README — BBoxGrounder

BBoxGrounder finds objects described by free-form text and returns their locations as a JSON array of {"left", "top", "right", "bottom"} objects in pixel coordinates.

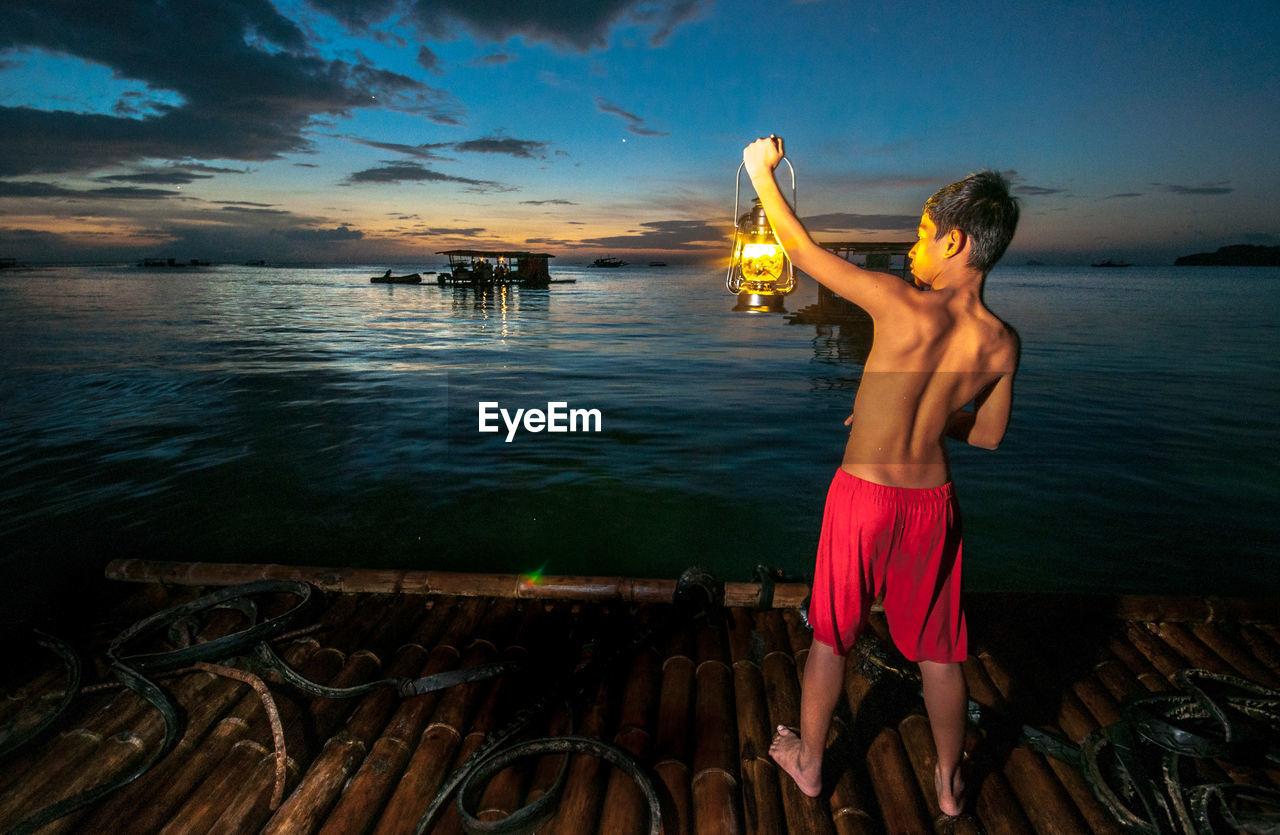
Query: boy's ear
[{"left": 944, "top": 228, "right": 966, "bottom": 259}]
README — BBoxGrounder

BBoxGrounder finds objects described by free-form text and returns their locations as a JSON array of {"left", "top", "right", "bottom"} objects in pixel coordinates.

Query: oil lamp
[{"left": 726, "top": 157, "right": 795, "bottom": 312}]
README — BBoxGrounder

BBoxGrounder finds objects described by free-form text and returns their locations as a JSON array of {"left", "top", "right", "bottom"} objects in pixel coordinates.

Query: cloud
[
  {"left": 467, "top": 53, "right": 516, "bottom": 67},
  {"left": 400, "top": 0, "right": 707, "bottom": 52},
  {"left": 347, "top": 138, "right": 454, "bottom": 160},
  {"left": 1162, "top": 183, "right": 1234, "bottom": 196},
  {"left": 401, "top": 227, "right": 487, "bottom": 237},
  {"left": 303, "top": 0, "right": 403, "bottom": 31},
  {"left": 342, "top": 161, "right": 509, "bottom": 191},
  {"left": 521, "top": 199, "right": 577, "bottom": 205},
  {"left": 0, "top": 180, "right": 180, "bottom": 199},
  {"left": 279, "top": 225, "right": 364, "bottom": 241},
  {"left": 305, "top": 0, "right": 707, "bottom": 51},
  {"left": 219, "top": 205, "right": 291, "bottom": 215},
  {"left": 1014, "top": 185, "right": 1066, "bottom": 196},
  {"left": 95, "top": 167, "right": 224, "bottom": 185},
  {"left": 92, "top": 186, "right": 186, "bottom": 199},
  {"left": 595, "top": 98, "right": 667, "bottom": 136},
  {"left": 453, "top": 137, "right": 548, "bottom": 159},
  {"left": 417, "top": 46, "right": 444, "bottom": 75},
  {"left": 1106, "top": 192, "right": 1144, "bottom": 199},
  {"left": 0, "top": 1, "right": 463, "bottom": 177},
  {"left": 800, "top": 213, "right": 920, "bottom": 233},
  {"left": 579, "top": 219, "right": 723, "bottom": 250},
  {"left": 348, "top": 134, "right": 551, "bottom": 160}
]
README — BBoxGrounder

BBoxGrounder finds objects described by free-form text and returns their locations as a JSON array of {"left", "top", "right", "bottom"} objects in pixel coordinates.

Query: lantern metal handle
[{"left": 727, "top": 157, "right": 796, "bottom": 294}]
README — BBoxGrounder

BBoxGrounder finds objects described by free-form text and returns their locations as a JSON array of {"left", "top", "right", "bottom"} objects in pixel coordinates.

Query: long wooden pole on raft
[
  {"left": 103, "top": 559, "right": 813, "bottom": 609},
  {"left": 103, "top": 560, "right": 1280, "bottom": 623}
]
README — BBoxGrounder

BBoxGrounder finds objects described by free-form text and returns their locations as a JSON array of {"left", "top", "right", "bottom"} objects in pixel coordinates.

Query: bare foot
[
  {"left": 769, "top": 726, "right": 822, "bottom": 797},
  {"left": 934, "top": 758, "right": 967, "bottom": 817}
]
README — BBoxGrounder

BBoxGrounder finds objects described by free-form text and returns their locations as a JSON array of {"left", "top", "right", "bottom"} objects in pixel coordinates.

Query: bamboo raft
[{"left": 2, "top": 559, "right": 1279, "bottom": 833}]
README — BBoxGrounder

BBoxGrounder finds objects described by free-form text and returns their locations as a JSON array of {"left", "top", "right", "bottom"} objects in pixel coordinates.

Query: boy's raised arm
[{"left": 743, "top": 136, "right": 913, "bottom": 319}]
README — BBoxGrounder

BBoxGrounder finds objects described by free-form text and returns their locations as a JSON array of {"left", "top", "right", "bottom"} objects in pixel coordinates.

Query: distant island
[{"left": 1174, "top": 244, "right": 1280, "bottom": 266}]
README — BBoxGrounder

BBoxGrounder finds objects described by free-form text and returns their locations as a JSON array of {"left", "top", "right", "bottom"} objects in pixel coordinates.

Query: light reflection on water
[{"left": 1, "top": 263, "right": 1278, "bottom": 615}]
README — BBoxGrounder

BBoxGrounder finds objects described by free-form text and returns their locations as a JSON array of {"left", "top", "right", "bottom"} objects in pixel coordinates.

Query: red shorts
[{"left": 809, "top": 469, "right": 967, "bottom": 663}]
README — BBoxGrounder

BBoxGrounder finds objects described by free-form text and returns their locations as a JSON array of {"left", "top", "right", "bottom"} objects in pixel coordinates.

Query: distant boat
[
  {"left": 648, "top": 261, "right": 667, "bottom": 267},
  {"left": 371, "top": 271, "right": 423, "bottom": 284},
  {"left": 1092, "top": 259, "right": 1132, "bottom": 268},
  {"left": 592, "top": 257, "right": 626, "bottom": 268},
  {"left": 137, "top": 257, "right": 210, "bottom": 267}
]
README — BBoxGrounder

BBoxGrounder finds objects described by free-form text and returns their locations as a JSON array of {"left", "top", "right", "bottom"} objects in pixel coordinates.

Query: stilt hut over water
[
  {"left": 1, "top": 559, "right": 1278, "bottom": 833},
  {"left": 437, "top": 250, "right": 556, "bottom": 287}
]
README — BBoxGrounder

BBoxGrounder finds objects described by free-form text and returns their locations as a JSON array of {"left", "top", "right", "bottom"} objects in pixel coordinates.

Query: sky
[{"left": 1, "top": 0, "right": 1277, "bottom": 266}]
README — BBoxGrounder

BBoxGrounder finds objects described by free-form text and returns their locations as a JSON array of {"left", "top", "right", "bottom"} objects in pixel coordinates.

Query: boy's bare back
[
  {"left": 743, "top": 135, "right": 1018, "bottom": 487},
  {"left": 843, "top": 286, "right": 1017, "bottom": 487}
]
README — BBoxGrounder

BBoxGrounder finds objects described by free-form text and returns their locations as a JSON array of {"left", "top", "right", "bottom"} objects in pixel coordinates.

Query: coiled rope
[
  {"left": 3, "top": 579, "right": 516, "bottom": 833},
  {"left": 3, "top": 568, "right": 725, "bottom": 833},
  {"left": 852, "top": 632, "right": 1280, "bottom": 833}
]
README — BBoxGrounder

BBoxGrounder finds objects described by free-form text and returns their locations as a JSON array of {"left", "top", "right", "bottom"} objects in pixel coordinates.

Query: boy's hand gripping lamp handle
[{"left": 727, "top": 157, "right": 796, "bottom": 294}]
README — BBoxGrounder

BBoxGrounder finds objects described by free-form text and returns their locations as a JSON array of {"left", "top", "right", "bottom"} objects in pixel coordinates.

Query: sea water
[{"left": 1, "top": 262, "right": 1277, "bottom": 612}]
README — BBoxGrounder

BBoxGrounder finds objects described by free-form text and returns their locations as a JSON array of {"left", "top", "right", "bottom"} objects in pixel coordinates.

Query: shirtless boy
[{"left": 743, "top": 135, "right": 1019, "bottom": 816}]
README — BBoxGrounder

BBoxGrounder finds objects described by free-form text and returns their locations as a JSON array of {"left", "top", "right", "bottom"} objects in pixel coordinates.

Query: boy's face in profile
[{"left": 908, "top": 213, "right": 948, "bottom": 288}]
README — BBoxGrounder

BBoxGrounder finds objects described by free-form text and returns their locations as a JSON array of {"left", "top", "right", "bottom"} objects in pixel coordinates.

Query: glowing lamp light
[{"left": 726, "top": 158, "right": 796, "bottom": 312}]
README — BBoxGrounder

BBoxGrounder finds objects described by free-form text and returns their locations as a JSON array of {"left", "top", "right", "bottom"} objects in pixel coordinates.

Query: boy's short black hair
[{"left": 924, "top": 171, "right": 1020, "bottom": 273}]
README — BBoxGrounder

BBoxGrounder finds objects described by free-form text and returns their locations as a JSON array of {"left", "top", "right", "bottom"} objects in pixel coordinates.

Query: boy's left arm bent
[{"left": 946, "top": 372, "right": 1015, "bottom": 450}]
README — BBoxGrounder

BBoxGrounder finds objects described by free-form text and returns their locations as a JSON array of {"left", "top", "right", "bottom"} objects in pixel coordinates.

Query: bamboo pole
[
  {"left": 542, "top": 677, "right": 614, "bottom": 835},
  {"left": 1091, "top": 649, "right": 1143, "bottom": 701},
  {"left": 0, "top": 686, "right": 151, "bottom": 826},
  {"left": 650, "top": 652, "right": 694, "bottom": 834},
  {"left": 1123, "top": 622, "right": 1186, "bottom": 683},
  {"left": 370, "top": 604, "right": 516, "bottom": 835},
  {"left": 263, "top": 599, "right": 458, "bottom": 835},
  {"left": 1070, "top": 674, "right": 1122, "bottom": 731},
  {"left": 162, "top": 639, "right": 329, "bottom": 835},
  {"left": 728, "top": 610, "right": 783, "bottom": 835},
  {"left": 692, "top": 614, "right": 738, "bottom": 754},
  {"left": 1152, "top": 621, "right": 1233, "bottom": 675},
  {"left": 827, "top": 671, "right": 879, "bottom": 835},
  {"left": 895, "top": 712, "right": 982, "bottom": 834},
  {"left": 738, "top": 757, "right": 786, "bottom": 835},
  {"left": 693, "top": 660, "right": 738, "bottom": 776},
  {"left": 521, "top": 707, "right": 572, "bottom": 808},
  {"left": 866, "top": 727, "right": 931, "bottom": 833},
  {"left": 693, "top": 657, "right": 742, "bottom": 834},
  {"left": 964, "top": 646, "right": 1117, "bottom": 832},
  {"left": 463, "top": 609, "right": 550, "bottom": 827},
  {"left": 1107, "top": 633, "right": 1171, "bottom": 693},
  {"left": 317, "top": 598, "right": 489, "bottom": 835},
  {"left": 598, "top": 726, "right": 661, "bottom": 835},
  {"left": 756, "top": 610, "right": 834, "bottom": 834},
  {"left": 204, "top": 749, "right": 302, "bottom": 835},
  {"left": 1240, "top": 625, "right": 1280, "bottom": 673},
  {"left": 972, "top": 651, "right": 1094, "bottom": 833},
  {"left": 1189, "top": 621, "right": 1280, "bottom": 687},
  {"left": 77, "top": 664, "right": 250, "bottom": 831},
  {"left": 654, "top": 654, "right": 694, "bottom": 765},
  {"left": 104, "top": 558, "right": 813, "bottom": 608},
  {"left": 461, "top": 646, "right": 537, "bottom": 828},
  {"left": 958, "top": 659, "right": 1036, "bottom": 834}
]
